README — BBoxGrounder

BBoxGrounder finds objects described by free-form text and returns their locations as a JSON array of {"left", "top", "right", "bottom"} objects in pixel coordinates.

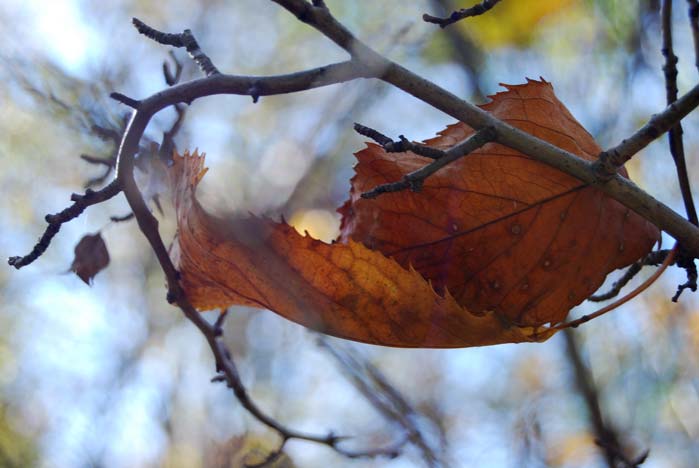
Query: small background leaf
[{"left": 70, "top": 232, "right": 110, "bottom": 285}]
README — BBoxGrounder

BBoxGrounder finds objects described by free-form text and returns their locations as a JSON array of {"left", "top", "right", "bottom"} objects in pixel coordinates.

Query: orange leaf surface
[
  {"left": 340, "top": 79, "right": 659, "bottom": 327},
  {"left": 169, "top": 79, "right": 659, "bottom": 348}
]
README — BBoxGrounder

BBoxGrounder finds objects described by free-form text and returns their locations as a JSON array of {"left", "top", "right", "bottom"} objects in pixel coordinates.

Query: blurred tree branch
[{"left": 564, "top": 330, "right": 649, "bottom": 468}]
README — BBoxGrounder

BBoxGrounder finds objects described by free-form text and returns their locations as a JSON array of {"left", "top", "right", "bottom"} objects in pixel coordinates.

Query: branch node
[
  {"left": 248, "top": 83, "right": 261, "bottom": 103},
  {"left": 211, "top": 374, "right": 227, "bottom": 383},
  {"left": 591, "top": 150, "right": 621, "bottom": 182},
  {"left": 214, "top": 309, "right": 228, "bottom": 335}
]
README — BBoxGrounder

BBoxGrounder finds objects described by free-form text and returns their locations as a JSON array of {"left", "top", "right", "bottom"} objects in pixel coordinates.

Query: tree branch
[
  {"left": 132, "top": 18, "right": 220, "bottom": 76},
  {"left": 357, "top": 125, "right": 496, "bottom": 198},
  {"left": 556, "top": 246, "right": 676, "bottom": 330},
  {"left": 8, "top": 180, "right": 122, "bottom": 269},
  {"left": 272, "top": 0, "right": 699, "bottom": 257},
  {"left": 662, "top": 0, "right": 698, "bottom": 224},
  {"left": 688, "top": 0, "right": 699, "bottom": 73},
  {"left": 588, "top": 249, "right": 673, "bottom": 302},
  {"left": 354, "top": 123, "right": 447, "bottom": 159},
  {"left": 563, "top": 330, "right": 648, "bottom": 468}
]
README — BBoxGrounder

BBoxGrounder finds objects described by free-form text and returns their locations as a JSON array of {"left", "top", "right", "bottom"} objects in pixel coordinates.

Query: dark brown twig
[
  {"left": 672, "top": 252, "right": 698, "bottom": 301},
  {"left": 361, "top": 126, "right": 495, "bottom": 198},
  {"left": 163, "top": 51, "right": 183, "bottom": 86},
  {"left": 588, "top": 249, "right": 673, "bottom": 302},
  {"left": 90, "top": 124, "right": 121, "bottom": 143},
  {"left": 423, "top": 0, "right": 502, "bottom": 28},
  {"left": 132, "top": 18, "right": 220, "bottom": 77},
  {"left": 8, "top": 180, "right": 122, "bottom": 269},
  {"left": 688, "top": 0, "right": 699, "bottom": 73},
  {"left": 110, "top": 212, "right": 135, "bottom": 223},
  {"left": 661, "top": 0, "right": 699, "bottom": 299},
  {"left": 81, "top": 155, "right": 117, "bottom": 188},
  {"left": 109, "top": 92, "right": 140, "bottom": 109},
  {"left": 80, "top": 154, "right": 115, "bottom": 167},
  {"left": 354, "top": 123, "right": 446, "bottom": 159},
  {"left": 556, "top": 246, "right": 676, "bottom": 330},
  {"left": 662, "top": 0, "right": 698, "bottom": 225}
]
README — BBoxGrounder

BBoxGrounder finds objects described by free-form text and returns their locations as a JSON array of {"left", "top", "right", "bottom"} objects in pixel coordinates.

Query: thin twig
[
  {"left": 90, "top": 124, "right": 121, "bottom": 143},
  {"left": 361, "top": 126, "right": 495, "bottom": 198},
  {"left": 163, "top": 51, "right": 183, "bottom": 86},
  {"left": 588, "top": 249, "right": 673, "bottom": 302},
  {"left": 354, "top": 123, "right": 446, "bottom": 159},
  {"left": 109, "top": 92, "right": 140, "bottom": 109},
  {"left": 80, "top": 154, "right": 115, "bottom": 167},
  {"left": 110, "top": 212, "right": 134, "bottom": 223},
  {"left": 688, "top": 0, "right": 699, "bottom": 73},
  {"left": 8, "top": 180, "right": 122, "bottom": 269},
  {"left": 672, "top": 251, "right": 698, "bottom": 301},
  {"left": 660, "top": 0, "right": 699, "bottom": 299},
  {"left": 662, "top": 0, "right": 698, "bottom": 225},
  {"left": 555, "top": 245, "right": 676, "bottom": 330},
  {"left": 132, "top": 18, "right": 220, "bottom": 76},
  {"left": 423, "top": 0, "right": 502, "bottom": 28}
]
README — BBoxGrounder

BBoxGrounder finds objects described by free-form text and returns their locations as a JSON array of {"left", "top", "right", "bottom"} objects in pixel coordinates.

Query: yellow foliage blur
[{"left": 459, "top": 0, "right": 578, "bottom": 47}]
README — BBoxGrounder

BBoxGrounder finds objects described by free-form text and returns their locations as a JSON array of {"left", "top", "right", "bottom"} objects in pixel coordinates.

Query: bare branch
[
  {"left": 662, "top": 0, "right": 698, "bottom": 224},
  {"left": 354, "top": 123, "right": 446, "bottom": 159},
  {"left": 132, "top": 18, "right": 220, "bottom": 76},
  {"left": 109, "top": 212, "right": 134, "bottom": 223},
  {"left": 423, "top": 0, "right": 502, "bottom": 28},
  {"left": 672, "top": 252, "right": 698, "bottom": 301},
  {"left": 688, "top": 0, "right": 699, "bottom": 73},
  {"left": 361, "top": 126, "right": 496, "bottom": 198},
  {"left": 109, "top": 92, "right": 140, "bottom": 109},
  {"left": 272, "top": 0, "right": 699, "bottom": 257},
  {"left": 8, "top": 181, "right": 122, "bottom": 269},
  {"left": 163, "top": 51, "right": 183, "bottom": 86},
  {"left": 556, "top": 246, "right": 676, "bottom": 330},
  {"left": 588, "top": 249, "right": 673, "bottom": 302},
  {"left": 110, "top": 37, "right": 410, "bottom": 459}
]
